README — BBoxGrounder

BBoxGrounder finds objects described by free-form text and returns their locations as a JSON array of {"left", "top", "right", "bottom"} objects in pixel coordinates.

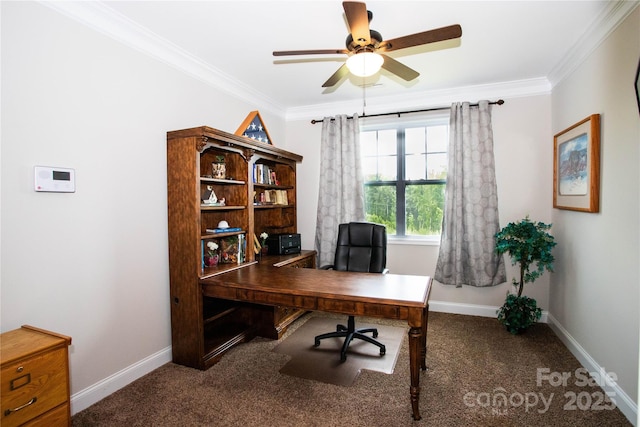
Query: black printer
[{"left": 266, "top": 233, "right": 301, "bottom": 255}]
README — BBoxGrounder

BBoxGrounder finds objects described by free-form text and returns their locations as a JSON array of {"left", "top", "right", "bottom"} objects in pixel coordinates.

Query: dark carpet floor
[{"left": 72, "top": 311, "right": 631, "bottom": 426}]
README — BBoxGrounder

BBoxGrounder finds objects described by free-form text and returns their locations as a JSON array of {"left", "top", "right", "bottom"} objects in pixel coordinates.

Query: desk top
[{"left": 200, "top": 263, "right": 431, "bottom": 308}]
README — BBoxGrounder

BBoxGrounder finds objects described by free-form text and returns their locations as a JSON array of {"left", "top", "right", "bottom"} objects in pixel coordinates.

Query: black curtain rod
[{"left": 310, "top": 99, "right": 505, "bottom": 124}]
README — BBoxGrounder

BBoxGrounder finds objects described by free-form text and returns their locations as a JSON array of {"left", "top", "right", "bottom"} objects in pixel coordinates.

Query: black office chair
[{"left": 314, "top": 222, "right": 388, "bottom": 362}]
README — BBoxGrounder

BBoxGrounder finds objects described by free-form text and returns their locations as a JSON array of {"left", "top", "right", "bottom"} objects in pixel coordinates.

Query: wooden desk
[{"left": 200, "top": 263, "right": 432, "bottom": 421}]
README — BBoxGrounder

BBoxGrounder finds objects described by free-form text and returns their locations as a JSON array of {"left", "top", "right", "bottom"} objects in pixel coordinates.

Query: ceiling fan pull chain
[{"left": 362, "top": 76, "right": 367, "bottom": 116}]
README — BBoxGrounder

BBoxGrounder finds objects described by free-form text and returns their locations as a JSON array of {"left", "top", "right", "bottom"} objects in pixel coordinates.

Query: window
[{"left": 361, "top": 115, "right": 449, "bottom": 240}]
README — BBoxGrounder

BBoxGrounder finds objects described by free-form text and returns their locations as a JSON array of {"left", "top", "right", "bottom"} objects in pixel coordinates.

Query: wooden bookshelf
[{"left": 167, "top": 126, "right": 305, "bottom": 369}]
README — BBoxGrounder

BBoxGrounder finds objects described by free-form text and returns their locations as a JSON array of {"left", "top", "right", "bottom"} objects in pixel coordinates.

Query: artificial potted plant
[{"left": 495, "top": 216, "right": 556, "bottom": 334}]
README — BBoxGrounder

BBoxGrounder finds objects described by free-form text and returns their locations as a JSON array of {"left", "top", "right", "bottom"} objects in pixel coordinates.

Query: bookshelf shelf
[
  {"left": 254, "top": 204, "right": 293, "bottom": 209},
  {"left": 200, "top": 205, "right": 245, "bottom": 211},
  {"left": 254, "top": 183, "right": 294, "bottom": 190},
  {"left": 200, "top": 177, "right": 245, "bottom": 185}
]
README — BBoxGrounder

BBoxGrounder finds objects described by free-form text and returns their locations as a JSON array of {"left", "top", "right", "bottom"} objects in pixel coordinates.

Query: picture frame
[
  {"left": 635, "top": 56, "right": 640, "bottom": 115},
  {"left": 235, "top": 110, "right": 274, "bottom": 145},
  {"left": 219, "top": 235, "right": 239, "bottom": 264},
  {"left": 553, "top": 114, "right": 600, "bottom": 213},
  {"left": 253, "top": 234, "right": 262, "bottom": 255}
]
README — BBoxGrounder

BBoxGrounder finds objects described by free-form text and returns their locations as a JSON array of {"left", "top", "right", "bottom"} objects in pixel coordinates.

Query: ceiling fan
[{"left": 273, "top": 1, "right": 462, "bottom": 88}]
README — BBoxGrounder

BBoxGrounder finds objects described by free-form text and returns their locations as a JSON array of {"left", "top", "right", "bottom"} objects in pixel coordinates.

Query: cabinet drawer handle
[{"left": 4, "top": 397, "right": 37, "bottom": 416}]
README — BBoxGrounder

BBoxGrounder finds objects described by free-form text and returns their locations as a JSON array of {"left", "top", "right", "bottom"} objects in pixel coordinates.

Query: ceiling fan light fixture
[{"left": 346, "top": 51, "right": 383, "bottom": 77}]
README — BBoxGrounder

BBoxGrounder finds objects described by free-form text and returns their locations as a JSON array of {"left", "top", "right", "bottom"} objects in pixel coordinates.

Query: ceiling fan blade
[
  {"left": 380, "top": 54, "right": 419, "bottom": 81},
  {"left": 322, "top": 64, "right": 350, "bottom": 87},
  {"left": 380, "top": 24, "right": 462, "bottom": 52},
  {"left": 343, "top": 1, "right": 370, "bottom": 46},
  {"left": 273, "top": 49, "right": 349, "bottom": 56}
]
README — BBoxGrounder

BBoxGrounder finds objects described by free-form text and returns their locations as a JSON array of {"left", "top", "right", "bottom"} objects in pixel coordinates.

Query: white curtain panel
[
  {"left": 435, "top": 101, "right": 506, "bottom": 287},
  {"left": 314, "top": 114, "right": 365, "bottom": 267}
]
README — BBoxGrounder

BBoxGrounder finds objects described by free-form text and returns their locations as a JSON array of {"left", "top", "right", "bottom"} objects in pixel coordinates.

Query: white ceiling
[{"left": 47, "top": 1, "right": 633, "bottom": 118}]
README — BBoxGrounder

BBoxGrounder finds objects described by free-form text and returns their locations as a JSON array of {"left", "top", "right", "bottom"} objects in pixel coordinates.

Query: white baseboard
[
  {"left": 70, "top": 346, "right": 172, "bottom": 415},
  {"left": 429, "top": 300, "right": 549, "bottom": 323},
  {"left": 547, "top": 314, "right": 637, "bottom": 426},
  {"left": 431, "top": 301, "right": 636, "bottom": 424},
  {"left": 70, "top": 306, "right": 636, "bottom": 427}
]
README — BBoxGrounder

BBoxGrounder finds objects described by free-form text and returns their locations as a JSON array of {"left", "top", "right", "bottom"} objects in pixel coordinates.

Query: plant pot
[
  {"left": 205, "top": 254, "right": 218, "bottom": 266},
  {"left": 497, "top": 294, "right": 542, "bottom": 334},
  {"left": 212, "top": 162, "right": 226, "bottom": 179}
]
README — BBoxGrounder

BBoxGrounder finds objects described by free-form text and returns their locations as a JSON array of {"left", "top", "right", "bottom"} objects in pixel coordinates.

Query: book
[
  {"left": 237, "top": 234, "right": 245, "bottom": 264},
  {"left": 253, "top": 163, "right": 278, "bottom": 185},
  {"left": 201, "top": 240, "right": 205, "bottom": 271},
  {"left": 205, "top": 227, "right": 242, "bottom": 234},
  {"left": 275, "top": 190, "right": 288, "bottom": 205}
]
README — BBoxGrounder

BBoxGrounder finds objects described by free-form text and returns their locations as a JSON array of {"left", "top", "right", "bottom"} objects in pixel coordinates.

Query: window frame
[{"left": 360, "top": 113, "right": 449, "bottom": 243}]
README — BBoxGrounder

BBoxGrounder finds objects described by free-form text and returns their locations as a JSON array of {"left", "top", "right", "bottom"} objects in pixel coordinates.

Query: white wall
[
  {"left": 549, "top": 5, "right": 639, "bottom": 415},
  {"left": 1, "top": 1, "right": 285, "bottom": 409},
  {"left": 287, "top": 94, "right": 553, "bottom": 312}
]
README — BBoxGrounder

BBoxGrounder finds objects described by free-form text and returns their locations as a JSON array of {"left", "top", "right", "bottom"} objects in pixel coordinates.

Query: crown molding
[
  {"left": 39, "top": 1, "right": 287, "bottom": 118},
  {"left": 547, "top": 0, "right": 639, "bottom": 87},
  {"left": 40, "top": 0, "right": 637, "bottom": 122},
  {"left": 284, "top": 77, "right": 552, "bottom": 122},
  {"left": 34, "top": 1, "right": 550, "bottom": 123}
]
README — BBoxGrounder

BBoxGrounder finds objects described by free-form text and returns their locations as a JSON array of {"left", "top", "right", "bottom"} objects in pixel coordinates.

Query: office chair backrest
[{"left": 333, "top": 222, "right": 387, "bottom": 273}]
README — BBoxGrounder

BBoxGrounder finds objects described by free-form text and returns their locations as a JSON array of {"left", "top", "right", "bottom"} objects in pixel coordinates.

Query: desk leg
[
  {"left": 421, "top": 304, "right": 428, "bottom": 371},
  {"left": 408, "top": 326, "right": 422, "bottom": 421}
]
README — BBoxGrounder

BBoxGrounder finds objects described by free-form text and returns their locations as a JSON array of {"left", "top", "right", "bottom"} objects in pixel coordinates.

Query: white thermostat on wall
[{"left": 34, "top": 166, "right": 76, "bottom": 193}]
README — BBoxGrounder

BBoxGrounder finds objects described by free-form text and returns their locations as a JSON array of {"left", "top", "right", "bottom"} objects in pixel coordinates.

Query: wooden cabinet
[
  {"left": 1, "top": 326, "right": 71, "bottom": 427},
  {"left": 167, "top": 126, "right": 308, "bottom": 370}
]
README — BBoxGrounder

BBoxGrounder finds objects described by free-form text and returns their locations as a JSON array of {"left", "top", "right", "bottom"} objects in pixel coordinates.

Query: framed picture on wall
[
  {"left": 635, "top": 57, "right": 640, "bottom": 115},
  {"left": 553, "top": 114, "right": 601, "bottom": 213}
]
